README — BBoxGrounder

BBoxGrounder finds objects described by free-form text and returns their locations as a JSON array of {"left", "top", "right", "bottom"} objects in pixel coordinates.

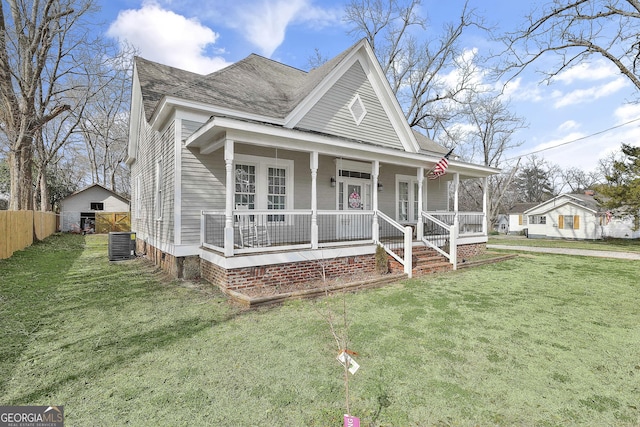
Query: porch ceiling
[{"left": 186, "top": 116, "right": 500, "bottom": 178}]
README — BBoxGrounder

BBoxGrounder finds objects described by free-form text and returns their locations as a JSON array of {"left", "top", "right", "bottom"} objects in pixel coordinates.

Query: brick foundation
[
  {"left": 457, "top": 242, "right": 486, "bottom": 259},
  {"left": 135, "top": 239, "right": 199, "bottom": 279},
  {"left": 201, "top": 254, "right": 377, "bottom": 292}
]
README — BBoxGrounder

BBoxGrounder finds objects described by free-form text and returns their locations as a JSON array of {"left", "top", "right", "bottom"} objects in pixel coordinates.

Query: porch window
[
  {"left": 398, "top": 181, "right": 409, "bottom": 221},
  {"left": 234, "top": 154, "right": 294, "bottom": 223},
  {"left": 234, "top": 164, "right": 256, "bottom": 209},
  {"left": 396, "top": 175, "right": 421, "bottom": 222},
  {"left": 268, "top": 167, "right": 286, "bottom": 222}
]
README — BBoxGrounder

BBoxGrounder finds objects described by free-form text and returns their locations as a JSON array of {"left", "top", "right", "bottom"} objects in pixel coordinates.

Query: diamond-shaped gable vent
[{"left": 349, "top": 94, "right": 367, "bottom": 125}]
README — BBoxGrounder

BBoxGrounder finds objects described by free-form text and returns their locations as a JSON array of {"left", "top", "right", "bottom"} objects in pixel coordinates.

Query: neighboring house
[
  {"left": 494, "top": 214, "right": 509, "bottom": 234},
  {"left": 524, "top": 193, "right": 604, "bottom": 240},
  {"left": 126, "top": 39, "right": 499, "bottom": 291},
  {"left": 507, "top": 203, "right": 538, "bottom": 235},
  {"left": 61, "top": 184, "right": 130, "bottom": 233}
]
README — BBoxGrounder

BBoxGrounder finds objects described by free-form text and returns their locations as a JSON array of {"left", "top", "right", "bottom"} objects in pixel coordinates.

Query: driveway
[{"left": 487, "top": 244, "right": 640, "bottom": 260}]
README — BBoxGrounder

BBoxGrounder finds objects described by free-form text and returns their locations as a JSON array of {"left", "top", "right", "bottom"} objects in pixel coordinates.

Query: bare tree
[
  {"left": 77, "top": 52, "right": 132, "bottom": 195},
  {"left": 560, "top": 167, "right": 604, "bottom": 193},
  {"left": 344, "top": 0, "right": 488, "bottom": 140},
  {"left": 455, "top": 94, "right": 526, "bottom": 228},
  {"left": 0, "top": 0, "right": 96, "bottom": 210},
  {"left": 499, "top": 0, "right": 640, "bottom": 91}
]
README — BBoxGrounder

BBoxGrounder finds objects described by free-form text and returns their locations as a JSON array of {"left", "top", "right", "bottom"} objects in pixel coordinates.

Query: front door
[{"left": 337, "top": 179, "right": 371, "bottom": 239}]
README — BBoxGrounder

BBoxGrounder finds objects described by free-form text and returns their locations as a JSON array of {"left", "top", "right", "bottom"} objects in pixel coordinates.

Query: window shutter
[
  {"left": 558, "top": 215, "right": 564, "bottom": 229},
  {"left": 518, "top": 215, "right": 523, "bottom": 225},
  {"left": 574, "top": 215, "right": 580, "bottom": 229}
]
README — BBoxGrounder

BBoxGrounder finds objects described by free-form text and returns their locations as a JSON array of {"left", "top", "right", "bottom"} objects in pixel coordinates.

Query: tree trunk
[
  {"left": 40, "top": 172, "right": 50, "bottom": 212},
  {"left": 8, "top": 137, "right": 34, "bottom": 210}
]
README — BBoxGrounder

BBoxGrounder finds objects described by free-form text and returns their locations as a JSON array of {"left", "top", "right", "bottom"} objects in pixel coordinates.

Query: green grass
[
  {"left": 489, "top": 235, "right": 640, "bottom": 253},
  {"left": 1, "top": 234, "right": 639, "bottom": 426}
]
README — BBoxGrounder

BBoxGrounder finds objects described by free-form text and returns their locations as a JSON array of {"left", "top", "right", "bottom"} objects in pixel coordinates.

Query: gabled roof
[
  {"left": 508, "top": 203, "right": 538, "bottom": 214},
  {"left": 62, "top": 184, "right": 130, "bottom": 204},
  {"left": 413, "top": 130, "right": 449, "bottom": 155},
  {"left": 524, "top": 193, "right": 601, "bottom": 215},
  {"left": 135, "top": 54, "right": 307, "bottom": 122},
  {"left": 134, "top": 39, "right": 422, "bottom": 153}
]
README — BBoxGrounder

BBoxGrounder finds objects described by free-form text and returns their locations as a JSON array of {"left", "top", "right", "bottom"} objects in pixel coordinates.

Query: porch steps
[{"left": 389, "top": 245, "right": 453, "bottom": 277}]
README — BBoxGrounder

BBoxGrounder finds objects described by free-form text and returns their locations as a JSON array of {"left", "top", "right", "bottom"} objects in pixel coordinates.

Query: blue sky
[{"left": 99, "top": 0, "right": 640, "bottom": 173}]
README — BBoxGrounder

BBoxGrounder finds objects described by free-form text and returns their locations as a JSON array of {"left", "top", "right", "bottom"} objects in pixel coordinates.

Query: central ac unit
[{"left": 108, "top": 231, "right": 136, "bottom": 261}]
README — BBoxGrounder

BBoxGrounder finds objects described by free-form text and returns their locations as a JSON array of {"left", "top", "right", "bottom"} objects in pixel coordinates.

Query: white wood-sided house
[
  {"left": 126, "top": 39, "right": 499, "bottom": 291},
  {"left": 61, "top": 184, "right": 130, "bottom": 233},
  {"left": 507, "top": 203, "right": 538, "bottom": 236},
  {"left": 522, "top": 192, "right": 639, "bottom": 240}
]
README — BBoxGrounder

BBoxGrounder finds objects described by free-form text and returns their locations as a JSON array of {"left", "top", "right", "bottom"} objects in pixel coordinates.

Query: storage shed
[{"left": 60, "top": 184, "right": 130, "bottom": 233}]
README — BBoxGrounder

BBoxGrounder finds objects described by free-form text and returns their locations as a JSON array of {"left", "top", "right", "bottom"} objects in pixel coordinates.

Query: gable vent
[{"left": 348, "top": 94, "right": 367, "bottom": 125}]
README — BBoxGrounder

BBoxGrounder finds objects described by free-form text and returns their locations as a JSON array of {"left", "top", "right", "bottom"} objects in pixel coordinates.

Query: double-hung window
[
  {"left": 560, "top": 215, "right": 579, "bottom": 229},
  {"left": 528, "top": 215, "right": 546, "bottom": 224}
]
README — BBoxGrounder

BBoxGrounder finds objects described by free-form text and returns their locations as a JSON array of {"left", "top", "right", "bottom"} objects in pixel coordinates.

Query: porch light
[
  {"left": 330, "top": 176, "right": 336, "bottom": 187},
  {"left": 377, "top": 182, "right": 383, "bottom": 192}
]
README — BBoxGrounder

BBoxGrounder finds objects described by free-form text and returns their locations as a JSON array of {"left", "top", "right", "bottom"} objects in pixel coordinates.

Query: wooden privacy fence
[{"left": 0, "top": 211, "right": 59, "bottom": 260}]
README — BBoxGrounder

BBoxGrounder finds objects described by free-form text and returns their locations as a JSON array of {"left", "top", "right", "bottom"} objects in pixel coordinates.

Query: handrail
[
  {"left": 376, "top": 210, "right": 405, "bottom": 233},
  {"left": 420, "top": 211, "right": 456, "bottom": 269},
  {"left": 375, "top": 210, "right": 413, "bottom": 277}
]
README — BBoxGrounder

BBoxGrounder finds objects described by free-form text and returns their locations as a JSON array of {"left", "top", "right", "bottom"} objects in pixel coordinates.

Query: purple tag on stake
[{"left": 344, "top": 414, "right": 360, "bottom": 427}]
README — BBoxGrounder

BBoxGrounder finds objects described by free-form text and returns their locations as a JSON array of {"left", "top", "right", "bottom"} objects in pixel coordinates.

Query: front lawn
[
  {"left": 489, "top": 234, "right": 640, "bottom": 253},
  {"left": 1, "top": 234, "right": 638, "bottom": 425}
]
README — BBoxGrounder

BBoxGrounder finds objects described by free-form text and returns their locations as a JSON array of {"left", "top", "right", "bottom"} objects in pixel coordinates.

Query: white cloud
[
  {"left": 229, "top": 0, "right": 341, "bottom": 57},
  {"left": 557, "top": 120, "right": 579, "bottom": 132},
  {"left": 235, "top": 0, "right": 306, "bottom": 57},
  {"left": 553, "top": 60, "right": 617, "bottom": 85},
  {"left": 613, "top": 103, "right": 640, "bottom": 124},
  {"left": 553, "top": 77, "right": 628, "bottom": 108},
  {"left": 107, "top": 1, "right": 231, "bottom": 74}
]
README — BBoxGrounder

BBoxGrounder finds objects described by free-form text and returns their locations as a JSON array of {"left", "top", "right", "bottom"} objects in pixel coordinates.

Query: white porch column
[
  {"left": 482, "top": 176, "right": 488, "bottom": 235},
  {"left": 224, "top": 139, "right": 235, "bottom": 257},
  {"left": 372, "top": 160, "right": 379, "bottom": 241},
  {"left": 310, "top": 151, "right": 319, "bottom": 249},
  {"left": 451, "top": 172, "right": 460, "bottom": 269},
  {"left": 416, "top": 167, "right": 424, "bottom": 239}
]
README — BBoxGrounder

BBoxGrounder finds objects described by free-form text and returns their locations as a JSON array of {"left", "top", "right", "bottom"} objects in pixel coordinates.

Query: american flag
[{"left": 429, "top": 149, "right": 454, "bottom": 179}]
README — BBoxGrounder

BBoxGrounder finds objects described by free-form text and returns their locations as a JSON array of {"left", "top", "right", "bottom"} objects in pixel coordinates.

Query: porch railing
[
  {"left": 201, "top": 209, "right": 485, "bottom": 272},
  {"left": 201, "top": 210, "right": 377, "bottom": 253},
  {"left": 426, "top": 211, "right": 485, "bottom": 236},
  {"left": 376, "top": 211, "right": 413, "bottom": 276},
  {"left": 420, "top": 211, "right": 456, "bottom": 268}
]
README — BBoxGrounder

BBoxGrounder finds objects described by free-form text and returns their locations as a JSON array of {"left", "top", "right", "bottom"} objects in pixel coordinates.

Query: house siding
[
  {"left": 130, "top": 116, "right": 176, "bottom": 248},
  {"left": 426, "top": 179, "right": 448, "bottom": 211},
  {"left": 527, "top": 203, "right": 600, "bottom": 239},
  {"left": 179, "top": 117, "right": 220, "bottom": 245},
  {"left": 297, "top": 62, "right": 403, "bottom": 150}
]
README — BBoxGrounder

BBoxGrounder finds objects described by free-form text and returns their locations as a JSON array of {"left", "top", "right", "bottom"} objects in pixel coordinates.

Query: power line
[{"left": 505, "top": 116, "right": 640, "bottom": 162}]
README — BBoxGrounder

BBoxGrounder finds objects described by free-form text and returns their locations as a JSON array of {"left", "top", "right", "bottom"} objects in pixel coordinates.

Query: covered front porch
[
  {"left": 200, "top": 207, "right": 488, "bottom": 278},
  {"left": 185, "top": 118, "right": 497, "bottom": 290}
]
